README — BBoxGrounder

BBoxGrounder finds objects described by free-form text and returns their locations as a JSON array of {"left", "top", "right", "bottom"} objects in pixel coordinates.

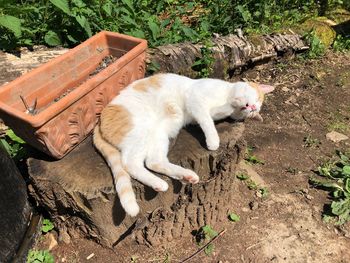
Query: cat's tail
[{"left": 93, "top": 126, "right": 140, "bottom": 217}]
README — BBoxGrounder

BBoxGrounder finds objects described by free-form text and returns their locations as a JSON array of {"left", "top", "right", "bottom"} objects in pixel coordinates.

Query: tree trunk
[{"left": 27, "top": 121, "right": 246, "bottom": 247}]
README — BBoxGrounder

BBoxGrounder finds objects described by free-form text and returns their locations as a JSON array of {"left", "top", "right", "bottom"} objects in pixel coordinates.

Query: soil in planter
[
  {"left": 27, "top": 55, "right": 119, "bottom": 115},
  {"left": 89, "top": 55, "right": 118, "bottom": 77}
]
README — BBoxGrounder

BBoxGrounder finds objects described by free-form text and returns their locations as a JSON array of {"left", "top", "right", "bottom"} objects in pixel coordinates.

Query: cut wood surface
[{"left": 28, "top": 121, "right": 246, "bottom": 247}]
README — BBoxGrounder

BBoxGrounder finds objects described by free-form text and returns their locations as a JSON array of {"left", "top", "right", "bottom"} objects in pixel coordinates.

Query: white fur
[{"left": 97, "top": 73, "right": 272, "bottom": 216}]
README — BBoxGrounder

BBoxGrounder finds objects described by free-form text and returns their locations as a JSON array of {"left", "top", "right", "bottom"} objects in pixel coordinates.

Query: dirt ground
[{"left": 36, "top": 51, "right": 350, "bottom": 263}]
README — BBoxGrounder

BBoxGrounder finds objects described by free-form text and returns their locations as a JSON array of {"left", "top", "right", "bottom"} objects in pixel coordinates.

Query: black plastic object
[{"left": 0, "top": 147, "right": 31, "bottom": 262}]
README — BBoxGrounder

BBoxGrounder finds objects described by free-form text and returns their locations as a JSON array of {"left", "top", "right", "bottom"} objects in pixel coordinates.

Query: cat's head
[{"left": 230, "top": 82, "right": 274, "bottom": 121}]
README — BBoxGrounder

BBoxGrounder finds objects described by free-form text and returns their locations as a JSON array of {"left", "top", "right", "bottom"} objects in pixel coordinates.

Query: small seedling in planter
[
  {"left": 309, "top": 150, "right": 350, "bottom": 225},
  {"left": 41, "top": 218, "right": 54, "bottom": 233},
  {"left": 228, "top": 212, "right": 240, "bottom": 222}
]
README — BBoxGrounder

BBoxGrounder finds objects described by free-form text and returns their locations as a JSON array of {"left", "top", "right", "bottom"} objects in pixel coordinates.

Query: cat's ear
[
  {"left": 248, "top": 112, "right": 263, "bottom": 122},
  {"left": 231, "top": 97, "right": 244, "bottom": 107},
  {"left": 257, "top": 84, "right": 274, "bottom": 94}
]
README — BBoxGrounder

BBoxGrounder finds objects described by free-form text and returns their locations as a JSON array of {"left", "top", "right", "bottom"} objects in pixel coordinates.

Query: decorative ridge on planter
[{"left": 0, "top": 31, "right": 147, "bottom": 159}]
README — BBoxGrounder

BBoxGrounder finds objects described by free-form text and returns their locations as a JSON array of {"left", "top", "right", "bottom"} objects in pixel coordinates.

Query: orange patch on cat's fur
[
  {"left": 119, "top": 185, "right": 132, "bottom": 196},
  {"left": 164, "top": 103, "right": 178, "bottom": 117},
  {"left": 149, "top": 163, "right": 168, "bottom": 174},
  {"left": 117, "top": 170, "right": 129, "bottom": 178},
  {"left": 133, "top": 74, "right": 162, "bottom": 92},
  {"left": 249, "top": 82, "right": 264, "bottom": 102},
  {"left": 100, "top": 105, "right": 132, "bottom": 146}
]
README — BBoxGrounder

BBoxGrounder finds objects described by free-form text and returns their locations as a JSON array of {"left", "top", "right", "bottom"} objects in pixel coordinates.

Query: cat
[{"left": 93, "top": 73, "right": 274, "bottom": 216}]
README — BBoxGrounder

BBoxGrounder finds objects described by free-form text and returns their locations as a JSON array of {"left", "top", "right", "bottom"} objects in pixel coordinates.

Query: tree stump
[{"left": 28, "top": 121, "right": 245, "bottom": 247}]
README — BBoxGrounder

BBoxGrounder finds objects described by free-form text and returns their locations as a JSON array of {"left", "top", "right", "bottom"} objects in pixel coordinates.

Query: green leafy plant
[
  {"left": 303, "top": 29, "right": 326, "bottom": 59},
  {"left": 41, "top": 219, "right": 54, "bottom": 233},
  {"left": 327, "top": 111, "right": 349, "bottom": 133},
  {"left": 236, "top": 173, "right": 249, "bottom": 180},
  {"left": 2, "top": 0, "right": 344, "bottom": 51},
  {"left": 333, "top": 35, "right": 350, "bottom": 52},
  {"left": 27, "top": 250, "right": 54, "bottom": 263},
  {"left": 286, "top": 166, "right": 298, "bottom": 175},
  {"left": 195, "top": 225, "right": 218, "bottom": 256},
  {"left": 246, "top": 178, "right": 258, "bottom": 190},
  {"left": 228, "top": 212, "right": 240, "bottom": 222},
  {"left": 0, "top": 129, "right": 26, "bottom": 160},
  {"left": 191, "top": 40, "right": 215, "bottom": 78},
  {"left": 237, "top": 173, "right": 269, "bottom": 196},
  {"left": 303, "top": 135, "right": 320, "bottom": 148},
  {"left": 245, "top": 147, "right": 265, "bottom": 165},
  {"left": 258, "top": 187, "right": 269, "bottom": 198},
  {"left": 309, "top": 150, "right": 350, "bottom": 224}
]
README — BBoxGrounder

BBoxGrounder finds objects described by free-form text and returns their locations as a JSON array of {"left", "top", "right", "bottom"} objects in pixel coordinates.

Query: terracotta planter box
[{"left": 0, "top": 31, "right": 147, "bottom": 159}]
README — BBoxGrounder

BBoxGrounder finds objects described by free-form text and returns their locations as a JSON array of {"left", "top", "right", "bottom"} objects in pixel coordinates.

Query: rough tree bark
[
  {"left": 146, "top": 33, "right": 308, "bottom": 78},
  {"left": 0, "top": 33, "right": 308, "bottom": 87},
  {"left": 28, "top": 121, "right": 245, "bottom": 247}
]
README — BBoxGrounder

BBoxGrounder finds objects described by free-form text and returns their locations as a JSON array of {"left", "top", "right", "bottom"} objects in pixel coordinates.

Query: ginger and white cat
[{"left": 93, "top": 73, "right": 274, "bottom": 216}]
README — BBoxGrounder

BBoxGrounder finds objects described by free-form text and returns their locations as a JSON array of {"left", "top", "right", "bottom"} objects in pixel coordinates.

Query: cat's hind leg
[
  {"left": 121, "top": 142, "right": 169, "bottom": 192},
  {"left": 145, "top": 131, "right": 199, "bottom": 184}
]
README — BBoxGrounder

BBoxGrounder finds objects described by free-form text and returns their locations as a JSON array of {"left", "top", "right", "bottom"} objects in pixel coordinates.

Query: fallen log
[
  {"left": 27, "top": 121, "right": 246, "bottom": 247},
  {"left": 147, "top": 33, "right": 308, "bottom": 78},
  {"left": 0, "top": 33, "right": 308, "bottom": 87}
]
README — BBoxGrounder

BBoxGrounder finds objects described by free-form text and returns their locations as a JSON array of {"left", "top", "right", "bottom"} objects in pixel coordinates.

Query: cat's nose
[{"left": 251, "top": 104, "right": 257, "bottom": 111}]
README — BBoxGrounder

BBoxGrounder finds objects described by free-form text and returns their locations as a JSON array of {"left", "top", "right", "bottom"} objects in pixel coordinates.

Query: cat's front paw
[{"left": 206, "top": 137, "right": 220, "bottom": 151}]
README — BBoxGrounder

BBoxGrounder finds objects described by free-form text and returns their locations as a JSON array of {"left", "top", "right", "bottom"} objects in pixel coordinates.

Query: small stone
[
  {"left": 249, "top": 201, "right": 259, "bottom": 210},
  {"left": 256, "top": 190, "right": 263, "bottom": 198},
  {"left": 326, "top": 131, "right": 349, "bottom": 143},
  {"left": 58, "top": 229, "right": 71, "bottom": 244},
  {"left": 48, "top": 233, "right": 58, "bottom": 251},
  {"left": 305, "top": 194, "right": 314, "bottom": 200},
  {"left": 86, "top": 253, "right": 95, "bottom": 260},
  {"left": 284, "top": 95, "right": 297, "bottom": 105},
  {"left": 281, "top": 87, "right": 290, "bottom": 92},
  {"left": 242, "top": 207, "right": 250, "bottom": 213}
]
